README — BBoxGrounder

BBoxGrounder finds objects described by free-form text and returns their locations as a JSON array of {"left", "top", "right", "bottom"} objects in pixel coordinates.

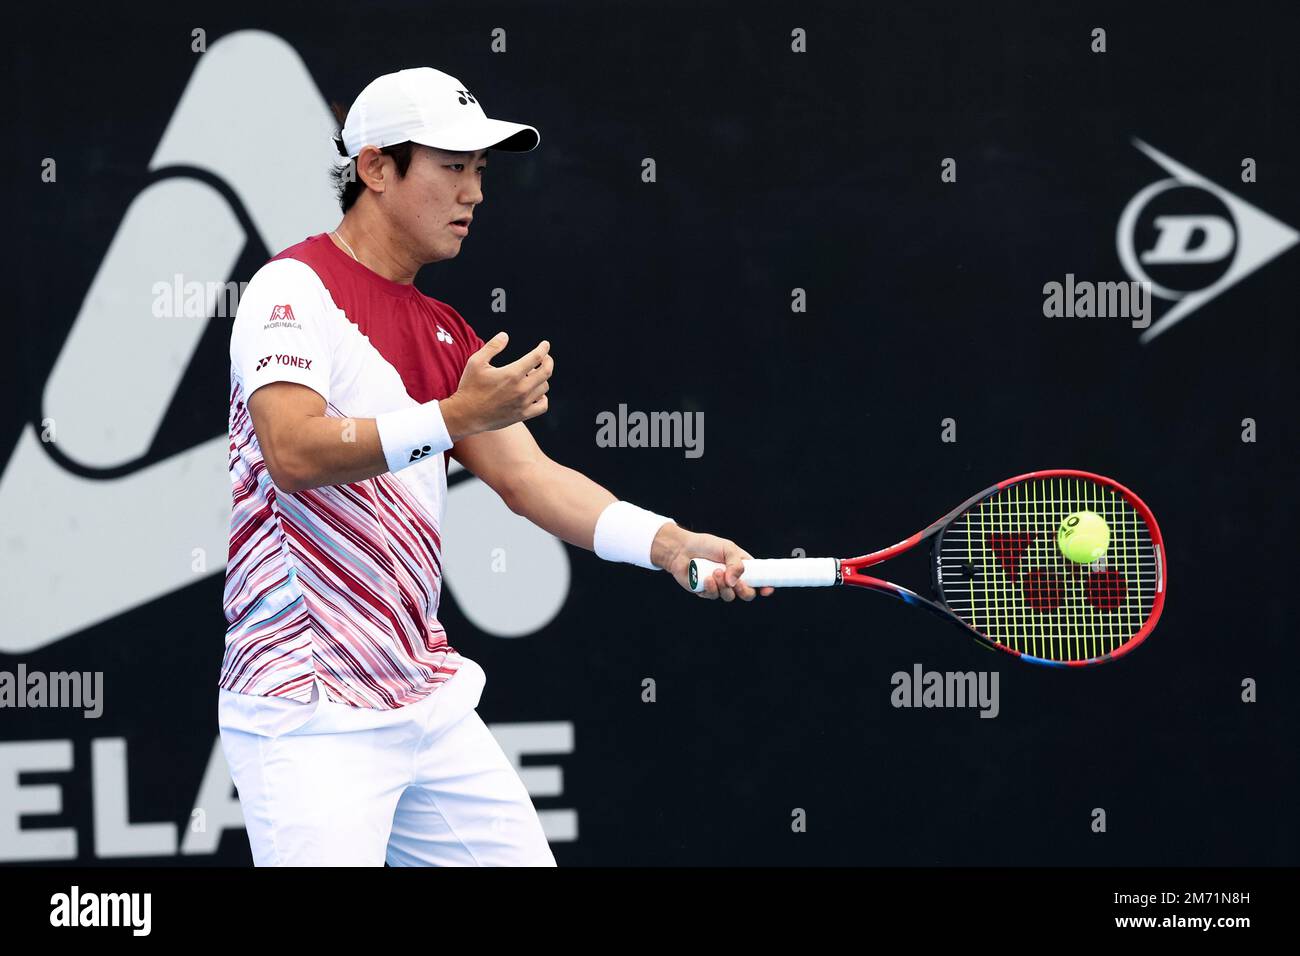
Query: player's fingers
[
  {"left": 470, "top": 331, "right": 509, "bottom": 366},
  {"left": 522, "top": 395, "right": 549, "bottom": 419},
  {"left": 528, "top": 354, "right": 554, "bottom": 379},
  {"left": 729, "top": 553, "right": 757, "bottom": 600},
  {"left": 506, "top": 340, "right": 550, "bottom": 375},
  {"left": 731, "top": 550, "right": 769, "bottom": 599},
  {"left": 524, "top": 355, "right": 553, "bottom": 386},
  {"left": 694, "top": 571, "right": 719, "bottom": 599},
  {"left": 721, "top": 542, "right": 747, "bottom": 587},
  {"left": 715, "top": 569, "right": 737, "bottom": 602},
  {"left": 735, "top": 549, "right": 757, "bottom": 589}
]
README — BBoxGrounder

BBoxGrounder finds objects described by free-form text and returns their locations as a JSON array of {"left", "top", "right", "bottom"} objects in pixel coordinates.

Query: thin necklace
[{"left": 333, "top": 229, "right": 360, "bottom": 263}]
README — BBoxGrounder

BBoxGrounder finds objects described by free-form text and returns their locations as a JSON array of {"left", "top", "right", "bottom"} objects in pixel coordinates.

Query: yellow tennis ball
[{"left": 1058, "top": 511, "right": 1110, "bottom": 563}]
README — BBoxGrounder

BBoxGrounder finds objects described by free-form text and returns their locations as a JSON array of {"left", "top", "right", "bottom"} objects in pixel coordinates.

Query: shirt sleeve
[{"left": 230, "top": 258, "right": 334, "bottom": 403}]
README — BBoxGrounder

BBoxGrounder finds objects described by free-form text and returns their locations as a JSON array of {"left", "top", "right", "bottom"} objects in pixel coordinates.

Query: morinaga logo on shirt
[
  {"left": 255, "top": 354, "right": 313, "bottom": 372},
  {"left": 264, "top": 303, "right": 301, "bottom": 330}
]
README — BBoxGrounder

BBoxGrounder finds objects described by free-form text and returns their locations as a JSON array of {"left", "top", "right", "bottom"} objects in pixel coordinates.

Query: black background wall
[{"left": 4, "top": 1, "right": 1297, "bottom": 866}]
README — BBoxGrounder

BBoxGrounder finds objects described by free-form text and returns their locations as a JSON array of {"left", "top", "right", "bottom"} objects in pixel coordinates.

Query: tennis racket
[{"left": 688, "top": 470, "right": 1166, "bottom": 667}]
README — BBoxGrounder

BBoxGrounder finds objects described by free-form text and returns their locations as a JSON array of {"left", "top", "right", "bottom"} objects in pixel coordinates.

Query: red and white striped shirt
[{"left": 220, "top": 234, "right": 486, "bottom": 709}]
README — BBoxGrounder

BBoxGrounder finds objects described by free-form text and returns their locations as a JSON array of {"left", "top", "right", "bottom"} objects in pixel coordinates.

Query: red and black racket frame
[{"left": 835, "top": 469, "right": 1167, "bottom": 667}]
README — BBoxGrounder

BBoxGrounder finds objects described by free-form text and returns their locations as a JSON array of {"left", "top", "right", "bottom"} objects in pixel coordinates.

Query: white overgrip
[{"left": 687, "top": 557, "right": 839, "bottom": 592}]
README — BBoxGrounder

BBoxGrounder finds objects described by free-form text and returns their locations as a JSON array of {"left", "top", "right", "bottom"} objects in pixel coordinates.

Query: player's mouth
[{"left": 449, "top": 218, "right": 471, "bottom": 237}]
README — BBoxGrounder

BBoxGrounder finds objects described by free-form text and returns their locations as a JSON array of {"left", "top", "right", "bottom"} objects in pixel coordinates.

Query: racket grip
[{"left": 687, "top": 557, "right": 839, "bottom": 592}]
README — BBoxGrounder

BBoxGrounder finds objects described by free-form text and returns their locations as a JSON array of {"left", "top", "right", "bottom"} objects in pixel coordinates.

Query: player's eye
[{"left": 446, "top": 163, "right": 465, "bottom": 172}]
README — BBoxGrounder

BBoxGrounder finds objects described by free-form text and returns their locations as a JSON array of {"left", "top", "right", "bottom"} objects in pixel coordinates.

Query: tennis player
[{"left": 218, "top": 67, "right": 772, "bottom": 867}]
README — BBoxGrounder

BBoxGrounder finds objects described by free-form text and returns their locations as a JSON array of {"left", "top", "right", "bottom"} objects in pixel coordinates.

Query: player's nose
[{"left": 459, "top": 180, "right": 484, "bottom": 204}]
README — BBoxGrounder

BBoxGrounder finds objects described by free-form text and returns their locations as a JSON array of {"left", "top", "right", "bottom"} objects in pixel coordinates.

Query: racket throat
[{"left": 842, "top": 565, "right": 916, "bottom": 599}]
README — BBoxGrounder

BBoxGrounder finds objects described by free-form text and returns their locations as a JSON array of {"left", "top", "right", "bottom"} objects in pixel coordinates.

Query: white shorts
[{"left": 218, "top": 657, "right": 556, "bottom": 866}]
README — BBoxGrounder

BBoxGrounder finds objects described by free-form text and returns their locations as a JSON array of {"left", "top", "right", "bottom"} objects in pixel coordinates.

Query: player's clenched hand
[
  {"left": 440, "top": 332, "right": 553, "bottom": 439},
  {"left": 652, "top": 525, "right": 775, "bottom": 602}
]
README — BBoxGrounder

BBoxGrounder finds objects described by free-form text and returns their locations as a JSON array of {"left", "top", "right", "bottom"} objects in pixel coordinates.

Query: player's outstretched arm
[{"left": 451, "top": 423, "right": 773, "bottom": 602}]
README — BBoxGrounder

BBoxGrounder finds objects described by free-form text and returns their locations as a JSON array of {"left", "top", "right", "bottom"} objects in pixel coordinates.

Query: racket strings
[{"left": 937, "top": 478, "right": 1157, "bottom": 662}]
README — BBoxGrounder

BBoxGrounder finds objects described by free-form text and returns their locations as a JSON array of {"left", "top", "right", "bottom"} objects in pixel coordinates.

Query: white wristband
[
  {"left": 375, "top": 400, "right": 453, "bottom": 474},
  {"left": 593, "top": 501, "right": 675, "bottom": 570}
]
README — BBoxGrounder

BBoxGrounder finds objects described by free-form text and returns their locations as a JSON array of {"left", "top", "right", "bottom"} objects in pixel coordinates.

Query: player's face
[{"left": 389, "top": 145, "right": 487, "bottom": 264}]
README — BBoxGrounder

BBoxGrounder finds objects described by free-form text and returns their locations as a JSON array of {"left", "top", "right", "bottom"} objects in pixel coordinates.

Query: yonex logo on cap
[{"left": 340, "top": 67, "right": 539, "bottom": 158}]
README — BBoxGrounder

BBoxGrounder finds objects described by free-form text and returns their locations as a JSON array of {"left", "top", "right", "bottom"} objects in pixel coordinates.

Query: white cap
[{"left": 340, "top": 67, "right": 539, "bottom": 158}]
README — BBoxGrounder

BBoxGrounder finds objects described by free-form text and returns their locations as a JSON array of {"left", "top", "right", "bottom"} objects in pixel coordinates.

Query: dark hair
[{"left": 329, "top": 100, "right": 415, "bottom": 213}]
